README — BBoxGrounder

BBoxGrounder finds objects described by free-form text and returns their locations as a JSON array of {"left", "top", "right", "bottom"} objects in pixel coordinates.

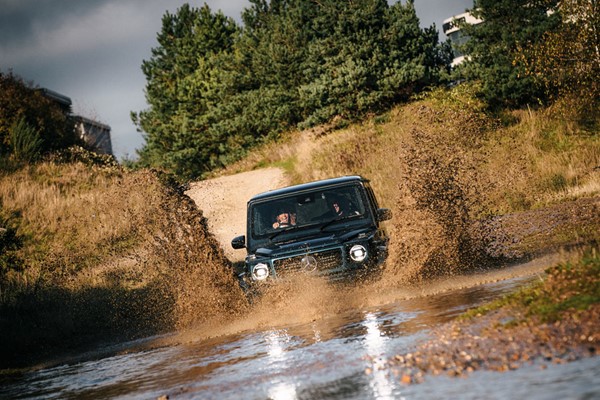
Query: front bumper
[{"left": 244, "top": 239, "right": 387, "bottom": 285}]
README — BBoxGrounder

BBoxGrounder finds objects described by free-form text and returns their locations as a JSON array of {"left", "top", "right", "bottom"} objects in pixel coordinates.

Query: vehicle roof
[{"left": 249, "top": 175, "right": 368, "bottom": 202}]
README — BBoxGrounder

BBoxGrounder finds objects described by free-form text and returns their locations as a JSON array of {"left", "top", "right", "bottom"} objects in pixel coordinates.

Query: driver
[
  {"left": 330, "top": 200, "right": 344, "bottom": 217},
  {"left": 272, "top": 209, "right": 296, "bottom": 229}
]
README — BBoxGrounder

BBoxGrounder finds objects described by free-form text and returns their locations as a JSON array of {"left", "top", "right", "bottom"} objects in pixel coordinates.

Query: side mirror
[
  {"left": 376, "top": 208, "right": 392, "bottom": 222},
  {"left": 231, "top": 235, "right": 246, "bottom": 249}
]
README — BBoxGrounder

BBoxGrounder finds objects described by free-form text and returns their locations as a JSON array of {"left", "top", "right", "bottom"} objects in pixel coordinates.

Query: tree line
[
  {"left": 132, "top": 0, "right": 453, "bottom": 178},
  {"left": 135, "top": 0, "right": 598, "bottom": 179},
  {"left": 1, "top": 0, "right": 596, "bottom": 177}
]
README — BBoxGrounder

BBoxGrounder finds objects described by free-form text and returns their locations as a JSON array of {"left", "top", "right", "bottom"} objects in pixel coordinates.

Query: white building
[
  {"left": 442, "top": 12, "right": 484, "bottom": 67},
  {"left": 72, "top": 115, "right": 113, "bottom": 155},
  {"left": 40, "top": 88, "right": 113, "bottom": 156}
]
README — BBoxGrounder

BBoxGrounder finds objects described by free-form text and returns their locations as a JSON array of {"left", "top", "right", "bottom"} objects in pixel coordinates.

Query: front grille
[{"left": 273, "top": 249, "right": 343, "bottom": 277}]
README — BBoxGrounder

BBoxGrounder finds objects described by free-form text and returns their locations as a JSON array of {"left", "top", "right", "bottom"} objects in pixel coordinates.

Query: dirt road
[{"left": 185, "top": 167, "right": 290, "bottom": 262}]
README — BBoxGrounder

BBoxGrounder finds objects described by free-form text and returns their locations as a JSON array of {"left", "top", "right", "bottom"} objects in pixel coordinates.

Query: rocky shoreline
[
  {"left": 368, "top": 304, "right": 599, "bottom": 384},
  {"left": 367, "top": 197, "right": 600, "bottom": 384}
]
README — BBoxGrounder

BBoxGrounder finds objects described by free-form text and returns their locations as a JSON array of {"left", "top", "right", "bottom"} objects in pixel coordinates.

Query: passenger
[{"left": 328, "top": 195, "right": 358, "bottom": 218}]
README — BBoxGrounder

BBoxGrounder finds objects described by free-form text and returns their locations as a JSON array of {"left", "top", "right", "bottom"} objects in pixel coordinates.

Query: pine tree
[
  {"left": 460, "top": 0, "right": 560, "bottom": 108},
  {"left": 133, "top": 4, "right": 239, "bottom": 177},
  {"left": 133, "top": 0, "right": 451, "bottom": 178}
]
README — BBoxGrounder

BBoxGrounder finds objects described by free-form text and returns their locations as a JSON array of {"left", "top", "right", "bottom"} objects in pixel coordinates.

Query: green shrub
[{"left": 9, "top": 117, "right": 43, "bottom": 162}]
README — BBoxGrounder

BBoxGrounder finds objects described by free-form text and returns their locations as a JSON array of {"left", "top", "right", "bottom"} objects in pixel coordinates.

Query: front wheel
[{"left": 237, "top": 273, "right": 261, "bottom": 304}]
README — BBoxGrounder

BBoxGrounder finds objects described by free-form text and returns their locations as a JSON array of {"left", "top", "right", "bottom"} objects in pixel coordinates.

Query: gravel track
[{"left": 185, "top": 167, "right": 290, "bottom": 262}]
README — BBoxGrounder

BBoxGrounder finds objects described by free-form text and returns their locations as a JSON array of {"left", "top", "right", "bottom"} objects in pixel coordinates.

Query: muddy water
[{"left": 2, "top": 258, "right": 599, "bottom": 400}]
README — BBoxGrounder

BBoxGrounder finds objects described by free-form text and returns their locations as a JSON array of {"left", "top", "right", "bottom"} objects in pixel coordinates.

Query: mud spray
[
  {"left": 160, "top": 125, "right": 534, "bottom": 346},
  {"left": 381, "top": 127, "right": 493, "bottom": 285}
]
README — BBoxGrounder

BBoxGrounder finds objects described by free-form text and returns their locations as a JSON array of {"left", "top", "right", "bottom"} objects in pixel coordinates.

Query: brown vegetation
[
  {"left": 218, "top": 85, "right": 600, "bottom": 283},
  {"left": 1, "top": 86, "right": 598, "bottom": 371},
  {"left": 0, "top": 149, "right": 245, "bottom": 369}
]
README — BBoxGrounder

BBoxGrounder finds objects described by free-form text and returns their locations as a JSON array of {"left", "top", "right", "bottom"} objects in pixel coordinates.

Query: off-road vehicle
[{"left": 231, "top": 176, "right": 391, "bottom": 292}]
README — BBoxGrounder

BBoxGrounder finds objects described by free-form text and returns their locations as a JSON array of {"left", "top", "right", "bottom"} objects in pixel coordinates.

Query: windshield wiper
[
  {"left": 269, "top": 225, "right": 300, "bottom": 241},
  {"left": 320, "top": 214, "right": 358, "bottom": 232}
]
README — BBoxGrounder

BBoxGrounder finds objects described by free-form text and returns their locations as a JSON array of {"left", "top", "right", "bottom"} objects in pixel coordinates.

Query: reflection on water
[
  {"left": 268, "top": 381, "right": 297, "bottom": 400},
  {"left": 363, "top": 312, "right": 397, "bottom": 400},
  {"left": 264, "top": 330, "right": 298, "bottom": 400},
  {"left": 1, "top": 273, "right": 598, "bottom": 400}
]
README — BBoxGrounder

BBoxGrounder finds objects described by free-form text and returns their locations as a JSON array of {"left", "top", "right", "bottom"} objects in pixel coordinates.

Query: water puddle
[{"left": 4, "top": 256, "right": 596, "bottom": 400}]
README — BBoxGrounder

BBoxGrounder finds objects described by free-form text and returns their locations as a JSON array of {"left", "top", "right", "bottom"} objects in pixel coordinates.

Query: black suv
[{"left": 231, "top": 176, "right": 391, "bottom": 292}]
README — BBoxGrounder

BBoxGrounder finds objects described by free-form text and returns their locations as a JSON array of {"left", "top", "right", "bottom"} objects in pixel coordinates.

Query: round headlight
[
  {"left": 349, "top": 244, "right": 367, "bottom": 262},
  {"left": 251, "top": 263, "right": 269, "bottom": 281}
]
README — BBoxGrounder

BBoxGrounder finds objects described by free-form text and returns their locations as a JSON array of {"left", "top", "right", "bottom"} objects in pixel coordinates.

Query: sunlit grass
[
  {"left": 218, "top": 85, "right": 599, "bottom": 217},
  {"left": 0, "top": 162, "right": 157, "bottom": 284},
  {"left": 460, "top": 248, "right": 600, "bottom": 323}
]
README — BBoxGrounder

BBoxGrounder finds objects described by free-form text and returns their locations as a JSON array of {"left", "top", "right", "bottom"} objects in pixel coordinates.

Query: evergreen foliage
[
  {"left": 132, "top": 3, "right": 241, "bottom": 177},
  {"left": 0, "top": 71, "right": 79, "bottom": 161},
  {"left": 9, "top": 117, "right": 43, "bottom": 162},
  {"left": 134, "top": 0, "right": 451, "bottom": 178},
  {"left": 458, "top": 0, "right": 561, "bottom": 108},
  {"left": 134, "top": 0, "right": 589, "bottom": 178}
]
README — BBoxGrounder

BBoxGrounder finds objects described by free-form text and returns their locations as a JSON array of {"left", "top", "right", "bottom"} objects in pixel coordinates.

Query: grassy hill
[
  {"left": 217, "top": 85, "right": 600, "bottom": 279},
  {"left": 0, "top": 149, "right": 246, "bottom": 369},
  {"left": 1, "top": 86, "right": 598, "bottom": 370}
]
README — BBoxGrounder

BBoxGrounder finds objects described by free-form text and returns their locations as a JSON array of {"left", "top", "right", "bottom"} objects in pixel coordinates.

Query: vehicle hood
[{"left": 254, "top": 226, "right": 373, "bottom": 258}]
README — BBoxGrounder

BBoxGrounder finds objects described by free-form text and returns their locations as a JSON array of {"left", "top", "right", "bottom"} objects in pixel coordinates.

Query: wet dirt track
[
  {"left": 3, "top": 165, "right": 598, "bottom": 399},
  {"left": 2, "top": 257, "right": 599, "bottom": 400}
]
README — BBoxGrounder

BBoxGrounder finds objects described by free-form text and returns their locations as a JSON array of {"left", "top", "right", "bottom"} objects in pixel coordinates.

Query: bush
[
  {"left": 9, "top": 117, "right": 43, "bottom": 162},
  {"left": 0, "top": 71, "right": 79, "bottom": 161}
]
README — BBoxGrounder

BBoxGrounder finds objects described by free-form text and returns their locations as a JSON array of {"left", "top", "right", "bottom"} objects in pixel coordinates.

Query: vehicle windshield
[{"left": 250, "top": 184, "right": 368, "bottom": 239}]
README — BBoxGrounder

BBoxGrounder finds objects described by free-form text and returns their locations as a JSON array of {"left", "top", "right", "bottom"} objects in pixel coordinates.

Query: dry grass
[
  {"left": 2, "top": 163, "right": 147, "bottom": 279},
  {"left": 0, "top": 158, "right": 245, "bottom": 368},
  {"left": 220, "top": 86, "right": 600, "bottom": 215},
  {"left": 483, "top": 106, "right": 600, "bottom": 211},
  {"left": 216, "top": 86, "right": 599, "bottom": 282}
]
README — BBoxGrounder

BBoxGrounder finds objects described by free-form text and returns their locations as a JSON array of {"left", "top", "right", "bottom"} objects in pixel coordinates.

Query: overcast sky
[{"left": 0, "top": 0, "right": 472, "bottom": 160}]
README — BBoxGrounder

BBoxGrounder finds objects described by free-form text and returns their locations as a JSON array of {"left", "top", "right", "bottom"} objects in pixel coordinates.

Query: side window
[
  {"left": 364, "top": 183, "right": 380, "bottom": 211},
  {"left": 323, "top": 186, "right": 366, "bottom": 216},
  {"left": 251, "top": 203, "right": 270, "bottom": 236}
]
